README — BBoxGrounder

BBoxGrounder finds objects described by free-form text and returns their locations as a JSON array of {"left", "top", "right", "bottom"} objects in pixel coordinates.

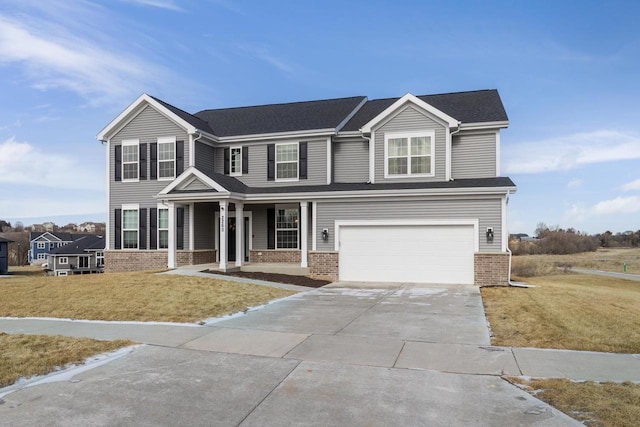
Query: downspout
[
  {"left": 361, "top": 133, "right": 373, "bottom": 183},
  {"left": 448, "top": 122, "right": 462, "bottom": 181},
  {"left": 506, "top": 193, "right": 514, "bottom": 285},
  {"left": 191, "top": 132, "right": 203, "bottom": 167}
]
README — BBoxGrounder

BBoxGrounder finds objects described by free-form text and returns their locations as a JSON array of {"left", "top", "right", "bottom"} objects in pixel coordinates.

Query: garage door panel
[{"left": 339, "top": 225, "right": 475, "bottom": 284}]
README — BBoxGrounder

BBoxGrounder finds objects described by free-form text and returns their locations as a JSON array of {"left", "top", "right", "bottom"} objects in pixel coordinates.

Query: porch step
[{"left": 241, "top": 263, "right": 310, "bottom": 276}]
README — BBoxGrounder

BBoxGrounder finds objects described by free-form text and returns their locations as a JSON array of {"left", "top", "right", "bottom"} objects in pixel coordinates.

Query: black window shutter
[
  {"left": 139, "top": 208, "right": 147, "bottom": 250},
  {"left": 267, "top": 144, "right": 275, "bottom": 181},
  {"left": 139, "top": 143, "right": 147, "bottom": 180},
  {"left": 224, "top": 148, "right": 230, "bottom": 175},
  {"left": 242, "top": 146, "right": 249, "bottom": 174},
  {"left": 114, "top": 209, "right": 122, "bottom": 249},
  {"left": 299, "top": 142, "right": 308, "bottom": 180},
  {"left": 176, "top": 141, "right": 184, "bottom": 176},
  {"left": 150, "top": 143, "right": 157, "bottom": 180},
  {"left": 267, "top": 208, "right": 275, "bottom": 249},
  {"left": 176, "top": 207, "right": 184, "bottom": 250},
  {"left": 114, "top": 145, "right": 122, "bottom": 182},
  {"left": 149, "top": 208, "right": 157, "bottom": 250}
]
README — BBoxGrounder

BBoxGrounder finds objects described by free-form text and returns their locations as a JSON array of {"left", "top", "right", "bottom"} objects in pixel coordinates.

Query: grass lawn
[
  {"left": 506, "top": 377, "right": 640, "bottom": 427},
  {"left": 0, "top": 267, "right": 296, "bottom": 323},
  {"left": 512, "top": 247, "right": 640, "bottom": 275},
  {"left": 0, "top": 332, "right": 132, "bottom": 388},
  {"left": 481, "top": 274, "right": 640, "bottom": 353}
]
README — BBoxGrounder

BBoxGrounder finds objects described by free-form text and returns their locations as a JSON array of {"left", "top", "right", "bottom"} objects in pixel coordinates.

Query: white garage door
[{"left": 338, "top": 224, "right": 475, "bottom": 284}]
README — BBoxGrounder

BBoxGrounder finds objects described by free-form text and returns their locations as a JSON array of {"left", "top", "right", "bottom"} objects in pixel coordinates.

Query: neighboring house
[
  {"left": 98, "top": 89, "right": 517, "bottom": 285},
  {"left": 78, "top": 222, "right": 97, "bottom": 233},
  {"left": 46, "top": 235, "right": 105, "bottom": 277},
  {"left": 0, "top": 236, "right": 12, "bottom": 275},
  {"left": 28, "top": 232, "right": 87, "bottom": 265}
]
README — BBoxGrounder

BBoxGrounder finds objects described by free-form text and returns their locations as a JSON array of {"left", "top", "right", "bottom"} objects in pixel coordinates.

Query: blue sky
[{"left": 1, "top": 0, "right": 639, "bottom": 235}]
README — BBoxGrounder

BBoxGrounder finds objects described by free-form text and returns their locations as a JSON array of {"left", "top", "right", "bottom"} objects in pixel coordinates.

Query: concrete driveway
[{"left": 0, "top": 282, "right": 580, "bottom": 426}]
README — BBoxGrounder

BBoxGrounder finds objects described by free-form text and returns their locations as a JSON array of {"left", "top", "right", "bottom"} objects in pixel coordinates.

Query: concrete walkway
[{"left": 1, "top": 281, "right": 637, "bottom": 425}]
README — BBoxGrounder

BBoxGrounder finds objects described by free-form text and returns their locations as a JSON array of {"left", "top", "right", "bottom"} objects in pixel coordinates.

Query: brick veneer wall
[
  {"left": 249, "top": 249, "right": 301, "bottom": 263},
  {"left": 474, "top": 252, "right": 510, "bottom": 286},
  {"left": 105, "top": 250, "right": 216, "bottom": 272},
  {"left": 309, "top": 251, "right": 339, "bottom": 281}
]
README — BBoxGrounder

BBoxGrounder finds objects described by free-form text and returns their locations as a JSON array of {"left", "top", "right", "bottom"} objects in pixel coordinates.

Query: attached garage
[{"left": 336, "top": 220, "right": 477, "bottom": 284}]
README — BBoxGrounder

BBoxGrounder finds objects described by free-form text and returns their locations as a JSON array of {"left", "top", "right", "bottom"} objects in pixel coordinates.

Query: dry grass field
[
  {"left": 511, "top": 247, "right": 640, "bottom": 276},
  {"left": 0, "top": 267, "right": 295, "bottom": 322},
  {"left": 0, "top": 332, "right": 132, "bottom": 388},
  {"left": 507, "top": 377, "right": 640, "bottom": 427},
  {"left": 482, "top": 274, "right": 640, "bottom": 353}
]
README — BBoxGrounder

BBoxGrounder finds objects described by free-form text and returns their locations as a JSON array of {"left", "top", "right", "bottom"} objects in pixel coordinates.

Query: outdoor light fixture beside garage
[
  {"left": 322, "top": 228, "right": 329, "bottom": 242},
  {"left": 486, "top": 227, "right": 494, "bottom": 243}
]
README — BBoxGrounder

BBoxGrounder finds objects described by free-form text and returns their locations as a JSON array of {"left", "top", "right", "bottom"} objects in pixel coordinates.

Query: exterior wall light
[
  {"left": 486, "top": 227, "right": 494, "bottom": 243},
  {"left": 322, "top": 228, "right": 329, "bottom": 242}
]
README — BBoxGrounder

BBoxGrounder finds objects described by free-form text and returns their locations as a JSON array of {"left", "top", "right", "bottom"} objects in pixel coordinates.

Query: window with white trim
[
  {"left": 79, "top": 256, "right": 89, "bottom": 268},
  {"left": 276, "top": 143, "right": 298, "bottom": 180},
  {"left": 37, "top": 242, "right": 45, "bottom": 249},
  {"left": 276, "top": 206, "right": 298, "bottom": 249},
  {"left": 158, "top": 137, "right": 176, "bottom": 179},
  {"left": 96, "top": 251, "right": 104, "bottom": 267},
  {"left": 385, "top": 131, "right": 435, "bottom": 177},
  {"left": 158, "top": 208, "right": 169, "bottom": 249},
  {"left": 122, "top": 208, "right": 139, "bottom": 249},
  {"left": 37, "top": 253, "right": 46, "bottom": 260},
  {"left": 122, "top": 139, "right": 139, "bottom": 181},
  {"left": 59, "top": 257, "right": 68, "bottom": 264},
  {"left": 230, "top": 147, "right": 242, "bottom": 176}
]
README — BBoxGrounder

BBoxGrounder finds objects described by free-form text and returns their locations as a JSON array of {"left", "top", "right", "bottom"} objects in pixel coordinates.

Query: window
[
  {"left": 158, "top": 208, "right": 169, "bottom": 249},
  {"left": 230, "top": 147, "right": 242, "bottom": 176},
  {"left": 96, "top": 251, "right": 104, "bottom": 267},
  {"left": 79, "top": 257, "right": 89, "bottom": 268},
  {"left": 276, "top": 143, "right": 298, "bottom": 180},
  {"left": 385, "top": 131, "right": 435, "bottom": 178},
  {"left": 276, "top": 207, "right": 298, "bottom": 249},
  {"left": 158, "top": 137, "right": 176, "bottom": 179},
  {"left": 59, "top": 257, "right": 68, "bottom": 264},
  {"left": 122, "top": 139, "right": 139, "bottom": 181},
  {"left": 37, "top": 253, "right": 46, "bottom": 260},
  {"left": 122, "top": 208, "right": 139, "bottom": 249},
  {"left": 37, "top": 242, "right": 45, "bottom": 249}
]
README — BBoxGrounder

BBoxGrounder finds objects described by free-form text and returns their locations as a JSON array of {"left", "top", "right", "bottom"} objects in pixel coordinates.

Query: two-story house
[
  {"left": 28, "top": 232, "right": 86, "bottom": 265},
  {"left": 46, "top": 235, "right": 105, "bottom": 276},
  {"left": 98, "top": 90, "right": 516, "bottom": 285}
]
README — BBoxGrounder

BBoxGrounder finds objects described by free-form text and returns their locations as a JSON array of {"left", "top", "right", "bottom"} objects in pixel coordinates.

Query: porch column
[
  {"left": 235, "top": 202, "right": 244, "bottom": 267},
  {"left": 300, "top": 201, "right": 308, "bottom": 268},
  {"left": 167, "top": 202, "right": 176, "bottom": 268},
  {"left": 219, "top": 201, "right": 228, "bottom": 271}
]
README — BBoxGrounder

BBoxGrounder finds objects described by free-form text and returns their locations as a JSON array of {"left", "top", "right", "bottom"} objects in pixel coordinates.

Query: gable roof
[
  {"left": 342, "top": 89, "right": 508, "bottom": 131},
  {"left": 30, "top": 231, "right": 87, "bottom": 242},
  {"left": 194, "top": 96, "right": 366, "bottom": 137},
  {"left": 49, "top": 235, "right": 105, "bottom": 255}
]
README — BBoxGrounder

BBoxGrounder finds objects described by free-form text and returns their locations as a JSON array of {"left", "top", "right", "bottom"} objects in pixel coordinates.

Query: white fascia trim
[
  {"left": 496, "top": 130, "right": 501, "bottom": 176},
  {"left": 459, "top": 121, "right": 509, "bottom": 131},
  {"left": 218, "top": 129, "right": 335, "bottom": 143},
  {"left": 336, "top": 131, "right": 363, "bottom": 138},
  {"left": 97, "top": 94, "right": 198, "bottom": 141},
  {"left": 335, "top": 97, "right": 368, "bottom": 132},
  {"left": 158, "top": 166, "right": 229, "bottom": 195},
  {"left": 334, "top": 219, "right": 479, "bottom": 252},
  {"left": 361, "top": 93, "right": 459, "bottom": 133}
]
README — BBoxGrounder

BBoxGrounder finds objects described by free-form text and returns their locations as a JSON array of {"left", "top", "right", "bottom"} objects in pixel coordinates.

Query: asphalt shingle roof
[
  {"left": 50, "top": 235, "right": 105, "bottom": 255},
  {"left": 29, "top": 232, "right": 89, "bottom": 242}
]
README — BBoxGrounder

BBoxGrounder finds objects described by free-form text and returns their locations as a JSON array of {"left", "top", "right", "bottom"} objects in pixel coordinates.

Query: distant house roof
[
  {"left": 138, "top": 89, "right": 507, "bottom": 139},
  {"left": 49, "top": 235, "right": 105, "bottom": 255},
  {"left": 30, "top": 232, "right": 88, "bottom": 242},
  {"left": 0, "top": 236, "right": 13, "bottom": 243}
]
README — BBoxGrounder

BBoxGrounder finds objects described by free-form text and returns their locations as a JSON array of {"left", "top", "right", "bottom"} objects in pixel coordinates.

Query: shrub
[{"left": 511, "top": 258, "right": 559, "bottom": 277}]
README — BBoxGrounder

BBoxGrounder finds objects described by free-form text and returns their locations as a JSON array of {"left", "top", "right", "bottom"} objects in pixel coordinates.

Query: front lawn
[
  {"left": 0, "top": 332, "right": 132, "bottom": 388},
  {"left": 482, "top": 274, "right": 640, "bottom": 353},
  {"left": 0, "top": 269, "right": 296, "bottom": 323}
]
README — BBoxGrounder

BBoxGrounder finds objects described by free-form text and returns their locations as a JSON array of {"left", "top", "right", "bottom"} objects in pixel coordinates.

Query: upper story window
[
  {"left": 276, "top": 143, "right": 298, "bottom": 180},
  {"left": 384, "top": 131, "right": 435, "bottom": 178},
  {"left": 37, "top": 242, "right": 45, "bottom": 249},
  {"left": 122, "top": 139, "right": 139, "bottom": 181},
  {"left": 122, "top": 207, "right": 139, "bottom": 249},
  {"left": 158, "top": 136, "right": 176, "bottom": 180},
  {"left": 230, "top": 147, "right": 242, "bottom": 176}
]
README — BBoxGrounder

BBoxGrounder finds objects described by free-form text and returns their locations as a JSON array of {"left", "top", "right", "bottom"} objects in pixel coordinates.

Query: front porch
[{"left": 175, "top": 262, "right": 311, "bottom": 276}]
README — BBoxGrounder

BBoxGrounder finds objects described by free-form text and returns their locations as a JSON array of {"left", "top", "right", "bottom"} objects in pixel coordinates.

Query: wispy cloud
[
  {"left": 121, "top": 0, "right": 184, "bottom": 12},
  {"left": 235, "top": 43, "right": 295, "bottom": 74},
  {"left": 565, "top": 196, "right": 640, "bottom": 223},
  {"left": 503, "top": 130, "right": 640, "bottom": 174},
  {"left": 0, "top": 137, "right": 103, "bottom": 190},
  {"left": 621, "top": 178, "right": 640, "bottom": 192},
  {"left": 567, "top": 178, "right": 583, "bottom": 189},
  {"left": 0, "top": 6, "right": 183, "bottom": 105}
]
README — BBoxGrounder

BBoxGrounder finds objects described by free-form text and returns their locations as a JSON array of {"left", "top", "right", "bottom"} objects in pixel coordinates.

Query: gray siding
[
  {"left": 109, "top": 105, "right": 191, "bottom": 250},
  {"left": 451, "top": 132, "right": 497, "bottom": 179},
  {"left": 333, "top": 138, "right": 369, "bottom": 183},
  {"left": 213, "top": 139, "right": 328, "bottom": 187},
  {"left": 195, "top": 141, "right": 215, "bottom": 174},
  {"left": 315, "top": 196, "right": 502, "bottom": 253},
  {"left": 248, "top": 204, "right": 268, "bottom": 250},
  {"left": 374, "top": 105, "right": 447, "bottom": 183},
  {"left": 194, "top": 203, "right": 216, "bottom": 250}
]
